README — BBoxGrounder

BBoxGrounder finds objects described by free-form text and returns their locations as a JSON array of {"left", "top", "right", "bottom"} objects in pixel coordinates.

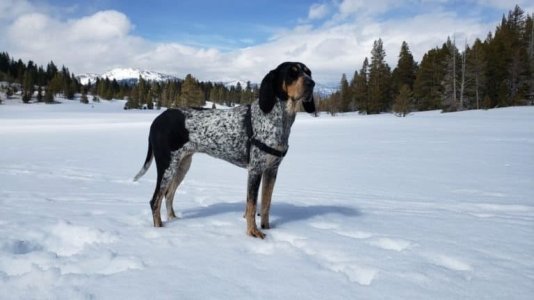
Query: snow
[{"left": 1, "top": 98, "right": 533, "bottom": 299}]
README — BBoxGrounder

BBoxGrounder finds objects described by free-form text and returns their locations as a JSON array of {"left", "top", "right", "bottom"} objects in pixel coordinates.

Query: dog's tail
[{"left": 133, "top": 141, "right": 153, "bottom": 182}]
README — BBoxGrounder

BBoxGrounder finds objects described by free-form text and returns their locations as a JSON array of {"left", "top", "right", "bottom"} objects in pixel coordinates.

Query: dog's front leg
[
  {"left": 260, "top": 167, "right": 278, "bottom": 230},
  {"left": 245, "top": 171, "right": 265, "bottom": 239}
]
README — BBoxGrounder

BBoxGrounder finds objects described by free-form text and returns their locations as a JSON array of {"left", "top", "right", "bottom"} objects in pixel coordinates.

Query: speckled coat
[{"left": 178, "top": 99, "right": 295, "bottom": 172}]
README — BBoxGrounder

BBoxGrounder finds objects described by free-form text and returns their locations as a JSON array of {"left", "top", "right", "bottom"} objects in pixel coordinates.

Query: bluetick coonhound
[{"left": 134, "top": 62, "right": 316, "bottom": 238}]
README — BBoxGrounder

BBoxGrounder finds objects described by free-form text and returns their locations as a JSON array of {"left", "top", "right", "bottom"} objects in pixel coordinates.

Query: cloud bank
[{"left": 1, "top": 0, "right": 531, "bottom": 85}]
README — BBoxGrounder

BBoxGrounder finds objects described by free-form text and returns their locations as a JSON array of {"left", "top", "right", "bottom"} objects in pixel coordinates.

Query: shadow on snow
[{"left": 182, "top": 201, "right": 360, "bottom": 227}]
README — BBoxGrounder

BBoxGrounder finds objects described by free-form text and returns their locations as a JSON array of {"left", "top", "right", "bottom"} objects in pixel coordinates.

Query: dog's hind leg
[
  {"left": 150, "top": 175, "right": 167, "bottom": 227},
  {"left": 260, "top": 167, "right": 278, "bottom": 230},
  {"left": 150, "top": 149, "right": 178, "bottom": 227},
  {"left": 165, "top": 154, "right": 193, "bottom": 220}
]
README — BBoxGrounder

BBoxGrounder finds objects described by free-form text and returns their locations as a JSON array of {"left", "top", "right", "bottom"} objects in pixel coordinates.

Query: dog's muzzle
[{"left": 302, "top": 78, "right": 315, "bottom": 102}]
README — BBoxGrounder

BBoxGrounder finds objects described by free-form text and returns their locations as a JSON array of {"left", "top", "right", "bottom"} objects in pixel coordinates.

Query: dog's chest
[{"left": 252, "top": 101, "right": 295, "bottom": 147}]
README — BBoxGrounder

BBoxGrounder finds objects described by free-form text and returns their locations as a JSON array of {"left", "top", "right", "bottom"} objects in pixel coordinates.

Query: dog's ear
[
  {"left": 302, "top": 97, "right": 316, "bottom": 114},
  {"left": 259, "top": 70, "right": 276, "bottom": 113}
]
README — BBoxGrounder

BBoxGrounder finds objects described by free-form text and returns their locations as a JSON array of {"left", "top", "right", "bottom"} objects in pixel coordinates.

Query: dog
[{"left": 134, "top": 62, "right": 316, "bottom": 239}]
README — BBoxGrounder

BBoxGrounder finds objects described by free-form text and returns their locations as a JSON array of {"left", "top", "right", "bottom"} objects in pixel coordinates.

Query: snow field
[{"left": 0, "top": 99, "right": 533, "bottom": 299}]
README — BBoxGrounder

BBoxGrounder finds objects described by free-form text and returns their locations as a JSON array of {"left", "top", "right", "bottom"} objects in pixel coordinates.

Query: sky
[{"left": 0, "top": 0, "right": 532, "bottom": 85}]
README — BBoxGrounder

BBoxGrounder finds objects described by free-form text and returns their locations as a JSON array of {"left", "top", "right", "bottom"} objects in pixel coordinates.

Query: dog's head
[{"left": 259, "top": 62, "right": 316, "bottom": 114}]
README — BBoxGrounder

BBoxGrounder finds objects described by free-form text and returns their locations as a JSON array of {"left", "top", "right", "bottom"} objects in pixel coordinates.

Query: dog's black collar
[
  {"left": 245, "top": 104, "right": 288, "bottom": 162},
  {"left": 251, "top": 138, "right": 288, "bottom": 158}
]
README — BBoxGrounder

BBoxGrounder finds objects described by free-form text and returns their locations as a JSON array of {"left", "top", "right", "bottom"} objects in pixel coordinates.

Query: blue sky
[
  {"left": 32, "top": 0, "right": 320, "bottom": 48},
  {"left": 1, "top": 0, "right": 531, "bottom": 85}
]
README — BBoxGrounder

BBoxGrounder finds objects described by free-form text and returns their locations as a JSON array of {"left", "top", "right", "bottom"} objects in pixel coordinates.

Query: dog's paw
[{"left": 247, "top": 227, "right": 266, "bottom": 239}]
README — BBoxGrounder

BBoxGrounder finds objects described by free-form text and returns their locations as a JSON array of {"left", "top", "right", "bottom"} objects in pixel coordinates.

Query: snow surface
[{"left": 1, "top": 98, "right": 533, "bottom": 299}]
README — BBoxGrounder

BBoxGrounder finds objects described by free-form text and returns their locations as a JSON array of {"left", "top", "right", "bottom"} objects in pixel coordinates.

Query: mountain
[
  {"left": 77, "top": 68, "right": 335, "bottom": 96},
  {"left": 314, "top": 83, "right": 336, "bottom": 97},
  {"left": 222, "top": 80, "right": 335, "bottom": 96},
  {"left": 223, "top": 80, "right": 251, "bottom": 89},
  {"left": 77, "top": 68, "right": 179, "bottom": 85}
]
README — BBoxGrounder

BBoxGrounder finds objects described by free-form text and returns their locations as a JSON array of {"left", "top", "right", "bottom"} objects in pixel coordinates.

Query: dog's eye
[{"left": 289, "top": 66, "right": 299, "bottom": 77}]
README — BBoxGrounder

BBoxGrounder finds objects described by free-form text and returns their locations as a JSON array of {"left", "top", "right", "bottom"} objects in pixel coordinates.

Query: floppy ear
[
  {"left": 302, "top": 97, "right": 316, "bottom": 114},
  {"left": 259, "top": 70, "right": 276, "bottom": 113}
]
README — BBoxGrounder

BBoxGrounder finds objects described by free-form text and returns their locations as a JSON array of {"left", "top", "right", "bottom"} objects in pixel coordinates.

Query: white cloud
[
  {"left": 476, "top": 0, "right": 530, "bottom": 10},
  {"left": 4, "top": 10, "right": 148, "bottom": 73},
  {"left": 0, "top": 0, "right": 517, "bottom": 86},
  {"left": 308, "top": 3, "right": 330, "bottom": 20},
  {"left": 69, "top": 10, "right": 132, "bottom": 41},
  {"left": 336, "top": 0, "right": 401, "bottom": 18},
  {"left": 0, "top": 0, "right": 34, "bottom": 21}
]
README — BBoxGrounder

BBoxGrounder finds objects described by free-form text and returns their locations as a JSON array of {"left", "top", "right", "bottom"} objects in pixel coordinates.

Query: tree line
[
  {"left": 122, "top": 75, "right": 257, "bottom": 109},
  {"left": 0, "top": 53, "right": 80, "bottom": 103},
  {"left": 0, "top": 53, "right": 258, "bottom": 108},
  {"left": 321, "top": 5, "right": 533, "bottom": 116}
]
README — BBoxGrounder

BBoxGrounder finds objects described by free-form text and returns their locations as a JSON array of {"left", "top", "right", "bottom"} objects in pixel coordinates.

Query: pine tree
[
  {"left": 80, "top": 85, "right": 89, "bottom": 104},
  {"left": 368, "top": 38, "right": 392, "bottom": 113},
  {"left": 507, "top": 6, "right": 530, "bottom": 105},
  {"left": 327, "top": 91, "right": 341, "bottom": 116},
  {"left": 180, "top": 74, "right": 204, "bottom": 107},
  {"left": 393, "top": 84, "right": 412, "bottom": 117},
  {"left": 60, "top": 66, "right": 76, "bottom": 99},
  {"left": 44, "top": 86, "right": 54, "bottom": 103},
  {"left": 465, "top": 39, "right": 487, "bottom": 109},
  {"left": 527, "top": 12, "right": 534, "bottom": 104},
  {"left": 348, "top": 70, "right": 358, "bottom": 111},
  {"left": 22, "top": 69, "right": 35, "bottom": 103},
  {"left": 442, "top": 37, "right": 462, "bottom": 112},
  {"left": 339, "top": 73, "right": 351, "bottom": 112},
  {"left": 46, "top": 61, "right": 58, "bottom": 83},
  {"left": 138, "top": 76, "right": 146, "bottom": 107},
  {"left": 413, "top": 47, "right": 447, "bottom": 111},
  {"left": 48, "top": 72, "right": 63, "bottom": 97},
  {"left": 392, "top": 41, "right": 418, "bottom": 97},
  {"left": 127, "top": 85, "right": 140, "bottom": 109},
  {"left": 0, "top": 52, "right": 10, "bottom": 76},
  {"left": 150, "top": 82, "right": 161, "bottom": 109},
  {"left": 484, "top": 7, "right": 530, "bottom": 107},
  {"left": 37, "top": 86, "right": 43, "bottom": 102},
  {"left": 353, "top": 57, "right": 369, "bottom": 113}
]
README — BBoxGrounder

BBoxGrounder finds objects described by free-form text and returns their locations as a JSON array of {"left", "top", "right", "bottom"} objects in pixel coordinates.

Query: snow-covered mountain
[
  {"left": 77, "top": 68, "right": 335, "bottom": 96},
  {"left": 77, "top": 68, "right": 179, "bottom": 85},
  {"left": 223, "top": 80, "right": 252, "bottom": 89},
  {"left": 314, "top": 82, "right": 336, "bottom": 96},
  {"left": 222, "top": 80, "right": 335, "bottom": 96}
]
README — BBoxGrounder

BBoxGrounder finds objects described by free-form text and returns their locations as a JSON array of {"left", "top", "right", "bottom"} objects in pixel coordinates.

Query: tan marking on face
[{"left": 286, "top": 76, "right": 306, "bottom": 101}]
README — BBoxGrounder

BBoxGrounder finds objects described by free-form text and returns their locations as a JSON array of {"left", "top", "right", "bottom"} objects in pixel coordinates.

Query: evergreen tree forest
[
  {"left": 0, "top": 52, "right": 257, "bottom": 108},
  {"left": 321, "top": 5, "right": 533, "bottom": 115},
  {"left": 0, "top": 53, "right": 80, "bottom": 104}
]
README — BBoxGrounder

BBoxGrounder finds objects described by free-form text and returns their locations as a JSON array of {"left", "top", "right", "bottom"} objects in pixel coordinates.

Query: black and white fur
[{"left": 134, "top": 62, "right": 316, "bottom": 239}]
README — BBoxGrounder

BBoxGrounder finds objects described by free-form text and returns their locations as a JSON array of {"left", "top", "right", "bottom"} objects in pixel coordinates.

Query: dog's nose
[{"left": 305, "top": 79, "right": 315, "bottom": 89}]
